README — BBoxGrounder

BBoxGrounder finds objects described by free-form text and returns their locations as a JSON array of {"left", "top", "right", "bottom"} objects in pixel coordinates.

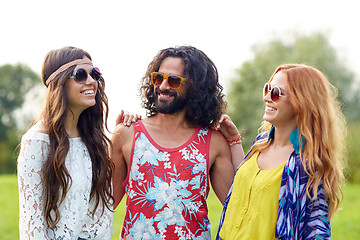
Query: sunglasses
[
  {"left": 70, "top": 67, "right": 101, "bottom": 84},
  {"left": 263, "top": 83, "right": 284, "bottom": 101},
  {"left": 151, "top": 72, "right": 187, "bottom": 90}
]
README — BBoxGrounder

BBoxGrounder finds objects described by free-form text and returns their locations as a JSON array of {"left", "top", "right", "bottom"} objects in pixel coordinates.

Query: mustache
[{"left": 155, "top": 88, "right": 177, "bottom": 96}]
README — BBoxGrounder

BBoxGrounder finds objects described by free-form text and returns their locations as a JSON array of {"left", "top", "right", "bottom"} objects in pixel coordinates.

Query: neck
[
  {"left": 65, "top": 111, "right": 80, "bottom": 138},
  {"left": 153, "top": 108, "right": 194, "bottom": 129},
  {"left": 272, "top": 125, "right": 296, "bottom": 148}
]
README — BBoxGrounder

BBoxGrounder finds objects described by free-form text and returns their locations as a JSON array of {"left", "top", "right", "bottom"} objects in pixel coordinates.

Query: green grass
[
  {"left": 2, "top": 174, "right": 360, "bottom": 240},
  {"left": 0, "top": 175, "right": 19, "bottom": 240},
  {"left": 331, "top": 183, "right": 360, "bottom": 239}
]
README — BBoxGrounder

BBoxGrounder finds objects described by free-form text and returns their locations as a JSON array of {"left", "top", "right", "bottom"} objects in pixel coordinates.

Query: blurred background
[{"left": 1, "top": 0, "right": 359, "bottom": 239}]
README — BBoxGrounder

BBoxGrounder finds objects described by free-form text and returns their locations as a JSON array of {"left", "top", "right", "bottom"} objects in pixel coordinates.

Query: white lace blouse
[{"left": 17, "top": 131, "right": 113, "bottom": 240}]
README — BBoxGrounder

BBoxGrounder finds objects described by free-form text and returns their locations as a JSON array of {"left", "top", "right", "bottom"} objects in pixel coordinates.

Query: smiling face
[
  {"left": 263, "top": 71, "right": 297, "bottom": 129},
  {"left": 65, "top": 59, "right": 98, "bottom": 115},
  {"left": 154, "top": 57, "right": 188, "bottom": 114}
]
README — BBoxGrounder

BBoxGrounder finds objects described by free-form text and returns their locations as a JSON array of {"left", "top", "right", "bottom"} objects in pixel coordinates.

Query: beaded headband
[{"left": 45, "top": 58, "right": 93, "bottom": 86}]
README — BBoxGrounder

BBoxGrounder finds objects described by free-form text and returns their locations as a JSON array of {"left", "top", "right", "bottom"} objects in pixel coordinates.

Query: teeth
[
  {"left": 83, "top": 90, "right": 94, "bottom": 95},
  {"left": 266, "top": 106, "right": 276, "bottom": 111}
]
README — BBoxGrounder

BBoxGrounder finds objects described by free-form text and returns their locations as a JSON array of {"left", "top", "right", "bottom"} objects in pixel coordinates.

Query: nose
[
  {"left": 159, "top": 77, "right": 171, "bottom": 90},
  {"left": 263, "top": 90, "right": 272, "bottom": 102},
  {"left": 85, "top": 73, "right": 97, "bottom": 84}
]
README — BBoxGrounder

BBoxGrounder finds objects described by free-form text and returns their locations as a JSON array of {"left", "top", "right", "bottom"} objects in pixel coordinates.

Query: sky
[{"left": 1, "top": 0, "right": 359, "bottom": 132}]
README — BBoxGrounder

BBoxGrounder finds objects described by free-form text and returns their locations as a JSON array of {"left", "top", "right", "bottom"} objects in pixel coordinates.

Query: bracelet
[{"left": 227, "top": 129, "right": 245, "bottom": 146}]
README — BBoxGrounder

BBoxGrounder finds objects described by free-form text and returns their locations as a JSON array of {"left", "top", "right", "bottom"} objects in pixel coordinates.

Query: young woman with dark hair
[{"left": 18, "top": 46, "right": 116, "bottom": 239}]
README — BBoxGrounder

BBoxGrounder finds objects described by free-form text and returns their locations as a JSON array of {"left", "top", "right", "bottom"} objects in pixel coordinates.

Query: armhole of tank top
[{"left": 206, "top": 128, "right": 213, "bottom": 195}]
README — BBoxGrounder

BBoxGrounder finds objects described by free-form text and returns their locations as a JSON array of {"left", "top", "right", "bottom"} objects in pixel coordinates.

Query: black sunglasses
[{"left": 70, "top": 67, "right": 101, "bottom": 84}]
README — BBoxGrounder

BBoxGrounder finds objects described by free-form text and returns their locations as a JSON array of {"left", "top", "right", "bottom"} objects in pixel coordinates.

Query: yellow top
[{"left": 219, "top": 151, "right": 286, "bottom": 240}]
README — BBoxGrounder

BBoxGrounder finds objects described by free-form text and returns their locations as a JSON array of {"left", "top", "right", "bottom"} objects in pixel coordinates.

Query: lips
[
  {"left": 265, "top": 104, "right": 277, "bottom": 113},
  {"left": 155, "top": 89, "right": 176, "bottom": 100},
  {"left": 158, "top": 93, "right": 173, "bottom": 99},
  {"left": 81, "top": 89, "right": 95, "bottom": 96}
]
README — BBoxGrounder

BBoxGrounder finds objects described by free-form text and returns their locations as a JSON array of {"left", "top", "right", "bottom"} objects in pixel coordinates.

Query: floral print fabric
[{"left": 120, "top": 121, "right": 212, "bottom": 240}]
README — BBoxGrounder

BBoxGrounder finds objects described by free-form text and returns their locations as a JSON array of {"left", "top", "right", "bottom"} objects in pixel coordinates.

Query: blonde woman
[{"left": 216, "top": 64, "right": 346, "bottom": 239}]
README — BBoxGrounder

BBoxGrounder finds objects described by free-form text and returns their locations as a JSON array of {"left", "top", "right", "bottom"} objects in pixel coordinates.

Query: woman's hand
[
  {"left": 214, "top": 114, "right": 245, "bottom": 170},
  {"left": 115, "top": 110, "right": 142, "bottom": 127},
  {"left": 214, "top": 114, "right": 242, "bottom": 141}
]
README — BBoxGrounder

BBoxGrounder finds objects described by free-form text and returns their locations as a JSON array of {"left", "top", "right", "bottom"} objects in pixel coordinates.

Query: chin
[
  {"left": 263, "top": 114, "right": 274, "bottom": 124},
  {"left": 82, "top": 101, "right": 96, "bottom": 110}
]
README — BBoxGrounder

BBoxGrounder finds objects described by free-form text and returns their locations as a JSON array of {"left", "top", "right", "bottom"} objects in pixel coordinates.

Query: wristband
[{"left": 227, "top": 129, "right": 245, "bottom": 146}]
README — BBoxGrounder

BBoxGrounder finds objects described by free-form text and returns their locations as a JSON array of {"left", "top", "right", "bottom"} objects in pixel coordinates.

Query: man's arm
[
  {"left": 111, "top": 124, "right": 133, "bottom": 208},
  {"left": 209, "top": 130, "right": 236, "bottom": 204}
]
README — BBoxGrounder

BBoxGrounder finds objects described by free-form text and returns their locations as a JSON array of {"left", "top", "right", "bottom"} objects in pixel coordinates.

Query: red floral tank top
[{"left": 120, "top": 120, "right": 212, "bottom": 240}]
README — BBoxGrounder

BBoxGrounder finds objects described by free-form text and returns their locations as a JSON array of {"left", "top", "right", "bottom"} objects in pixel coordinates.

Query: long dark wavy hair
[
  {"left": 40, "top": 46, "right": 113, "bottom": 228},
  {"left": 140, "top": 46, "right": 227, "bottom": 128}
]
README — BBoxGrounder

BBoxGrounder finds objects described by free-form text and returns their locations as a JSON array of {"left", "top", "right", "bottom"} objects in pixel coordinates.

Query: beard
[{"left": 154, "top": 88, "right": 188, "bottom": 114}]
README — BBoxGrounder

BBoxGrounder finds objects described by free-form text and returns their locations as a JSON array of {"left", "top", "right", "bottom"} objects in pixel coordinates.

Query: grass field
[{"left": 2, "top": 174, "right": 359, "bottom": 239}]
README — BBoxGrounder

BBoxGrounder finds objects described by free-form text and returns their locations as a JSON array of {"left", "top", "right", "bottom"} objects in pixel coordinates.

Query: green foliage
[
  {"left": 0, "top": 63, "right": 41, "bottom": 173},
  {"left": 346, "top": 121, "right": 360, "bottom": 182},
  {"left": 227, "top": 32, "right": 359, "bottom": 152},
  {"left": 2, "top": 174, "right": 359, "bottom": 239}
]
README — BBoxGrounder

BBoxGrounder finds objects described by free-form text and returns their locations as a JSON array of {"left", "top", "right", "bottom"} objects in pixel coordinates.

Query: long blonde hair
[{"left": 245, "top": 64, "right": 347, "bottom": 219}]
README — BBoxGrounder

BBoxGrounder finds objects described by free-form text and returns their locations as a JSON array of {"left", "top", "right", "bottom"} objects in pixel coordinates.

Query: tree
[
  {"left": 0, "top": 63, "right": 42, "bottom": 173},
  {"left": 227, "top": 32, "right": 358, "bottom": 152}
]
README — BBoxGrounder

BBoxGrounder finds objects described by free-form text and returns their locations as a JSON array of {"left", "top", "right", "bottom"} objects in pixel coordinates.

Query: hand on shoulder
[
  {"left": 115, "top": 109, "right": 142, "bottom": 127},
  {"left": 213, "top": 114, "right": 244, "bottom": 144}
]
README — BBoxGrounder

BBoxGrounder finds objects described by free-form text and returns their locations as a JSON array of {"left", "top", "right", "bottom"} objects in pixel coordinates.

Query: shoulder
[
  {"left": 285, "top": 153, "right": 307, "bottom": 176},
  {"left": 27, "top": 121, "right": 48, "bottom": 134},
  {"left": 246, "top": 131, "right": 268, "bottom": 149},
  {"left": 18, "top": 128, "right": 50, "bottom": 169},
  {"left": 112, "top": 120, "right": 136, "bottom": 144},
  {"left": 210, "top": 129, "right": 227, "bottom": 143},
  {"left": 254, "top": 131, "right": 268, "bottom": 143},
  {"left": 21, "top": 122, "right": 49, "bottom": 143},
  {"left": 210, "top": 129, "right": 230, "bottom": 155}
]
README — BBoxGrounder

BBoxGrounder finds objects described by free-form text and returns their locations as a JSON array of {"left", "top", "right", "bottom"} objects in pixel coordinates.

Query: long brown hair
[
  {"left": 40, "top": 46, "right": 114, "bottom": 227},
  {"left": 140, "top": 46, "right": 226, "bottom": 127},
  {"left": 245, "top": 64, "right": 346, "bottom": 219}
]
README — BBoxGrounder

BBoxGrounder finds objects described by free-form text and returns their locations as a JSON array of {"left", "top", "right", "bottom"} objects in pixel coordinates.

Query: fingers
[
  {"left": 122, "top": 112, "right": 135, "bottom": 127},
  {"left": 115, "top": 110, "right": 142, "bottom": 127},
  {"left": 115, "top": 110, "right": 125, "bottom": 126},
  {"left": 217, "top": 115, "right": 232, "bottom": 129},
  {"left": 214, "top": 114, "right": 229, "bottom": 130},
  {"left": 133, "top": 114, "right": 142, "bottom": 122},
  {"left": 215, "top": 115, "right": 241, "bottom": 140}
]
